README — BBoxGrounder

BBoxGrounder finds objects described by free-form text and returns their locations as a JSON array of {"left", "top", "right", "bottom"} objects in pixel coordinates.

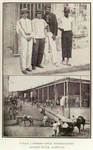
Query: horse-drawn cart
[
  {"left": 59, "top": 125, "right": 74, "bottom": 135},
  {"left": 59, "top": 116, "right": 86, "bottom": 135}
]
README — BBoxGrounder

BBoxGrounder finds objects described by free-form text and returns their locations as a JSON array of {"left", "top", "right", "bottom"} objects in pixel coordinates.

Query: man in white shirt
[
  {"left": 60, "top": 96, "right": 66, "bottom": 116},
  {"left": 31, "top": 9, "right": 47, "bottom": 70},
  {"left": 53, "top": 121, "right": 61, "bottom": 136},
  {"left": 58, "top": 6, "right": 74, "bottom": 66},
  {"left": 71, "top": 115, "right": 76, "bottom": 123},
  {"left": 62, "top": 122, "right": 68, "bottom": 128},
  {"left": 16, "top": 8, "right": 34, "bottom": 74},
  {"left": 43, "top": 114, "right": 48, "bottom": 126}
]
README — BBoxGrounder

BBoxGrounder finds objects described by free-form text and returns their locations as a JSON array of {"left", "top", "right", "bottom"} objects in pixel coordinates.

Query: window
[{"left": 19, "top": 3, "right": 51, "bottom": 20}]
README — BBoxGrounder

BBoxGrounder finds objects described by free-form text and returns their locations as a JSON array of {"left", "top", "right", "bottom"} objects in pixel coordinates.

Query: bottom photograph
[{"left": 3, "top": 75, "right": 90, "bottom": 138}]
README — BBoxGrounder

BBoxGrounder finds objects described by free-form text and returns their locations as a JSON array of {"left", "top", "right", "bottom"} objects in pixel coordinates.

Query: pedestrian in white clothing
[
  {"left": 43, "top": 5, "right": 59, "bottom": 67},
  {"left": 53, "top": 121, "right": 60, "bottom": 136},
  {"left": 60, "top": 96, "right": 66, "bottom": 116},
  {"left": 16, "top": 8, "right": 34, "bottom": 74},
  {"left": 62, "top": 122, "right": 68, "bottom": 128},
  {"left": 43, "top": 114, "right": 48, "bottom": 126},
  {"left": 71, "top": 115, "right": 76, "bottom": 123}
]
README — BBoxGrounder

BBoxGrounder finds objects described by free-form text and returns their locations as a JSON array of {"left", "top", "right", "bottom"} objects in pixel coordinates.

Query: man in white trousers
[
  {"left": 43, "top": 5, "right": 58, "bottom": 67},
  {"left": 60, "top": 96, "right": 66, "bottom": 116},
  {"left": 16, "top": 8, "right": 34, "bottom": 74}
]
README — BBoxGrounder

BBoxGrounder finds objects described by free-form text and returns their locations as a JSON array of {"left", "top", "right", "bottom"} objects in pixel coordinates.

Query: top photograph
[{"left": 3, "top": 2, "right": 90, "bottom": 75}]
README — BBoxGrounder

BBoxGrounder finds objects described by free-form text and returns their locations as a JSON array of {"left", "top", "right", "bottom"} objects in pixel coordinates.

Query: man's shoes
[
  {"left": 22, "top": 70, "right": 27, "bottom": 74},
  {"left": 32, "top": 66, "right": 36, "bottom": 70},
  {"left": 54, "top": 62, "right": 58, "bottom": 67},
  {"left": 66, "top": 61, "right": 71, "bottom": 66},
  {"left": 66, "top": 62, "right": 71, "bottom": 66},
  {"left": 36, "top": 65, "right": 44, "bottom": 68},
  {"left": 26, "top": 68, "right": 32, "bottom": 72},
  {"left": 62, "top": 60, "right": 66, "bottom": 65}
]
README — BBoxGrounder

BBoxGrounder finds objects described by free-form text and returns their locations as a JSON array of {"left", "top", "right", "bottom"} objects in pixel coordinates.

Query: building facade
[
  {"left": 18, "top": 78, "right": 90, "bottom": 108},
  {"left": 3, "top": 76, "right": 9, "bottom": 99}
]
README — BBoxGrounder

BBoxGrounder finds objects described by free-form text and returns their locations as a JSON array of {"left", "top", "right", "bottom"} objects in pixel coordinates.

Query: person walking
[
  {"left": 52, "top": 121, "right": 60, "bottom": 137},
  {"left": 13, "top": 108, "right": 17, "bottom": 120},
  {"left": 43, "top": 114, "right": 48, "bottom": 126},
  {"left": 31, "top": 9, "right": 47, "bottom": 70},
  {"left": 16, "top": 8, "right": 34, "bottom": 74},
  {"left": 43, "top": 5, "right": 58, "bottom": 67},
  {"left": 19, "top": 102, "right": 22, "bottom": 111},
  {"left": 9, "top": 107, "right": 13, "bottom": 120},
  {"left": 58, "top": 6, "right": 74, "bottom": 66},
  {"left": 58, "top": 118, "right": 63, "bottom": 135}
]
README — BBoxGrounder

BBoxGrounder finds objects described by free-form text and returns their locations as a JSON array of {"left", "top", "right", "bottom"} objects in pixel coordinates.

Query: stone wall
[
  {"left": 3, "top": 3, "right": 19, "bottom": 56},
  {"left": 52, "top": 3, "right": 90, "bottom": 51},
  {"left": 3, "top": 76, "right": 9, "bottom": 99}
]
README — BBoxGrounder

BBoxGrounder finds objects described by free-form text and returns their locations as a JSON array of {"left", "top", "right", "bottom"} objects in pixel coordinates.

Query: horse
[
  {"left": 74, "top": 116, "right": 86, "bottom": 133},
  {"left": 16, "top": 115, "right": 34, "bottom": 126},
  {"left": 67, "top": 116, "right": 86, "bottom": 133}
]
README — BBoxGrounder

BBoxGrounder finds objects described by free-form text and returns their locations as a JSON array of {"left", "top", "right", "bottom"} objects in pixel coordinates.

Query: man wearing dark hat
[
  {"left": 43, "top": 5, "right": 58, "bottom": 67},
  {"left": 31, "top": 9, "right": 47, "bottom": 70},
  {"left": 16, "top": 8, "right": 34, "bottom": 74},
  {"left": 58, "top": 6, "right": 74, "bottom": 66}
]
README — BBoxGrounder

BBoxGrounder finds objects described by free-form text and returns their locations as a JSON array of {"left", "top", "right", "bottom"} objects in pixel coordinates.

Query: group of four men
[{"left": 16, "top": 5, "right": 73, "bottom": 74}]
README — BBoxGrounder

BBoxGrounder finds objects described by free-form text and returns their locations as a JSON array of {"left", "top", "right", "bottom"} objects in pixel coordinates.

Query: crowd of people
[
  {"left": 9, "top": 99, "right": 23, "bottom": 120},
  {"left": 16, "top": 5, "right": 74, "bottom": 74}
]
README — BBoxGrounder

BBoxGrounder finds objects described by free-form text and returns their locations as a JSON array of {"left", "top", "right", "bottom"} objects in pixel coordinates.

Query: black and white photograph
[
  {"left": 1, "top": 1, "right": 92, "bottom": 150},
  {"left": 3, "top": 2, "right": 90, "bottom": 75},
  {"left": 3, "top": 75, "right": 90, "bottom": 138}
]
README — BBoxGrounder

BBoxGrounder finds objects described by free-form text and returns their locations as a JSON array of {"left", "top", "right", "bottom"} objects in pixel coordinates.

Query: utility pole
[
  {"left": 68, "top": 77, "right": 70, "bottom": 119},
  {"left": 80, "top": 76, "right": 82, "bottom": 108}
]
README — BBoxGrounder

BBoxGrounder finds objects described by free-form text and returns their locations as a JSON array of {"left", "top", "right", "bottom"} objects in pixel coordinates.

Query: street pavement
[
  {"left": 53, "top": 70, "right": 90, "bottom": 76},
  {"left": 4, "top": 101, "right": 54, "bottom": 137},
  {"left": 3, "top": 47, "right": 90, "bottom": 75},
  {"left": 44, "top": 106, "right": 90, "bottom": 124},
  {"left": 4, "top": 101, "right": 90, "bottom": 138}
]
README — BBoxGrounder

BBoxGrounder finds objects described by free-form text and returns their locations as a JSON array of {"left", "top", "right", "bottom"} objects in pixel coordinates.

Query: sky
[{"left": 9, "top": 75, "right": 90, "bottom": 92}]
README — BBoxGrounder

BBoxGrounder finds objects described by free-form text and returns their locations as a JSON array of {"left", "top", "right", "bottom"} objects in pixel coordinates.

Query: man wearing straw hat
[
  {"left": 31, "top": 9, "right": 47, "bottom": 70},
  {"left": 16, "top": 8, "right": 34, "bottom": 74},
  {"left": 58, "top": 6, "right": 74, "bottom": 66}
]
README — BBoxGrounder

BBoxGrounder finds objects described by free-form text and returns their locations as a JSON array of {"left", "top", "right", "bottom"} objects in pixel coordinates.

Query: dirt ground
[{"left": 3, "top": 101, "right": 90, "bottom": 138}]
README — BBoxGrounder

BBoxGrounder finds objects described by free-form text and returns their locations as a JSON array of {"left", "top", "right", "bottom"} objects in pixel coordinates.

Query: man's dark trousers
[
  {"left": 32, "top": 38, "right": 45, "bottom": 66},
  {"left": 61, "top": 30, "right": 72, "bottom": 58}
]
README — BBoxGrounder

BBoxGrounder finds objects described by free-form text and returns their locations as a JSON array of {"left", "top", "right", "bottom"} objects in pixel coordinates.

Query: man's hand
[
  {"left": 27, "top": 36, "right": 32, "bottom": 41},
  {"left": 45, "top": 38, "right": 47, "bottom": 43},
  {"left": 71, "top": 31, "right": 73, "bottom": 36},
  {"left": 58, "top": 28, "right": 64, "bottom": 32},
  {"left": 33, "top": 38, "right": 36, "bottom": 44},
  {"left": 45, "top": 25, "right": 49, "bottom": 32},
  {"left": 52, "top": 35, "right": 56, "bottom": 41},
  {"left": 25, "top": 32, "right": 31, "bottom": 35},
  {"left": 45, "top": 26, "right": 48, "bottom": 30}
]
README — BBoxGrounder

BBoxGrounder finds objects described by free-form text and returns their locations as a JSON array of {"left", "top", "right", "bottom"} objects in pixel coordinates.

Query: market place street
[{"left": 4, "top": 101, "right": 90, "bottom": 138}]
